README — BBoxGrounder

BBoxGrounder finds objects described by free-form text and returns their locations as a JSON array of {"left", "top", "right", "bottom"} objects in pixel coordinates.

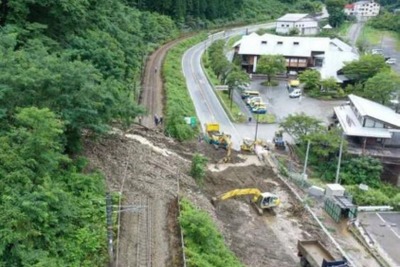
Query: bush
[
  {"left": 190, "top": 154, "right": 208, "bottom": 184},
  {"left": 179, "top": 199, "right": 244, "bottom": 267},
  {"left": 164, "top": 34, "right": 206, "bottom": 140}
]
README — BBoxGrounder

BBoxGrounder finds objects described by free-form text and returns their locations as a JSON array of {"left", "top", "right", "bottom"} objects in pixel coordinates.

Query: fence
[{"left": 269, "top": 151, "right": 312, "bottom": 191}]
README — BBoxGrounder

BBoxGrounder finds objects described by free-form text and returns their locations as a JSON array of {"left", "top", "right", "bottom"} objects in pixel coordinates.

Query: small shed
[
  {"left": 324, "top": 195, "right": 357, "bottom": 223},
  {"left": 322, "top": 24, "right": 333, "bottom": 30}
]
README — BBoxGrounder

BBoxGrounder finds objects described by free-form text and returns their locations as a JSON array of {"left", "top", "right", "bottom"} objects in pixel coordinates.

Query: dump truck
[
  {"left": 297, "top": 240, "right": 348, "bottom": 267},
  {"left": 204, "top": 123, "right": 231, "bottom": 149}
]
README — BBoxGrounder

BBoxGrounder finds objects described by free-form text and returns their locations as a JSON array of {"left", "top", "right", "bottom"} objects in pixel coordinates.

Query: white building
[
  {"left": 344, "top": 1, "right": 380, "bottom": 18},
  {"left": 276, "top": 13, "right": 319, "bottom": 35},
  {"left": 233, "top": 33, "right": 359, "bottom": 82}
]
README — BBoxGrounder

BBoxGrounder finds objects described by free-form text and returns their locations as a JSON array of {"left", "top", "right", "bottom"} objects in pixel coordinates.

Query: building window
[
  {"left": 281, "top": 24, "right": 284, "bottom": 27},
  {"left": 287, "top": 24, "right": 290, "bottom": 27},
  {"left": 293, "top": 42, "right": 299, "bottom": 45},
  {"left": 277, "top": 41, "right": 283, "bottom": 45},
  {"left": 315, "top": 58, "right": 323, "bottom": 67},
  {"left": 261, "top": 41, "right": 267, "bottom": 44}
]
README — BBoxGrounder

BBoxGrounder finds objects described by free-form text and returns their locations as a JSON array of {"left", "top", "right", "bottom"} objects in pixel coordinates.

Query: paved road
[
  {"left": 182, "top": 23, "right": 275, "bottom": 150},
  {"left": 358, "top": 212, "right": 400, "bottom": 266},
  {"left": 347, "top": 21, "right": 364, "bottom": 48},
  {"left": 379, "top": 35, "right": 400, "bottom": 74}
]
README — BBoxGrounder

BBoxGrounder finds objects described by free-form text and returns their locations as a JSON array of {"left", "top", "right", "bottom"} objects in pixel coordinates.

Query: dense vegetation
[
  {"left": 0, "top": 107, "right": 107, "bottom": 266},
  {"left": 280, "top": 113, "right": 400, "bottom": 210},
  {"left": 164, "top": 35, "right": 206, "bottom": 140},
  {"left": 135, "top": 0, "right": 326, "bottom": 27},
  {"left": 0, "top": 0, "right": 178, "bottom": 265},
  {"left": 369, "top": 12, "right": 400, "bottom": 33},
  {"left": 179, "top": 199, "right": 244, "bottom": 267}
]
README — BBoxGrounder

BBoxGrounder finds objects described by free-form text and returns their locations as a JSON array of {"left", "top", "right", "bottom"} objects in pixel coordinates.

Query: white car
[
  {"left": 289, "top": 89, "right": 302, "bottom": 98},
  {"left": 386, "top": 58, "right": 397, "bottom": 65},
  {"left": 372, "top": 49, "right": 384, "bottom": 55}
]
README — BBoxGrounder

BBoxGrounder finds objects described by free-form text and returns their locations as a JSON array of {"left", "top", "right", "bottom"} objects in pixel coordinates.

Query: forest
[{"left": 0, "top": 0, "right": 319, "bottom": 265}]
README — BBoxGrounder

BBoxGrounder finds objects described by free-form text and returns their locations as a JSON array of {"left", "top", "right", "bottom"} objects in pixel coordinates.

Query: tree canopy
[
  {"left": 299, "top": 69, "right": 321, "bottom": 91},
  {"left": 0, "top": 107, "right": 107, "bottom": 266},
  {"left": 342, "top": 54, "right": 390, "bottom": 84},
  {"left": 280, "top": 113, "right": 324, "bottom": 143},
  {"left": 363, "top": 71, "right": 400, "bottom": 105},
  {"left": 256, "top": 55, "right": 286, "bottom": 82}
]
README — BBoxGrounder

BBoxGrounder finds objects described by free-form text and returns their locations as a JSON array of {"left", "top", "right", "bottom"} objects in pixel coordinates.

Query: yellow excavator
[
  {"left": 240, "top": 138, "right": 267, "bottom": 152},
  {"left": 212, "top": 188, "right": 280, "bottom": 215},
  {"left": 217, "top": 141, "right": 232, "bottom": 164}
]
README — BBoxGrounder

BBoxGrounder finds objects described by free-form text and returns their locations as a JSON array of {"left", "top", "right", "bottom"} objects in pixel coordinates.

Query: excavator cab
[{"left": 258, "top": 193, "right": 281, "bottom": 209}]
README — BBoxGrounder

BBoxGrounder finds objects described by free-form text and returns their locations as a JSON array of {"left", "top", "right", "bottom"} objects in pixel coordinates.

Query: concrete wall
[{"left": 276, "top": 19, "right": 318, "bottom": 35}]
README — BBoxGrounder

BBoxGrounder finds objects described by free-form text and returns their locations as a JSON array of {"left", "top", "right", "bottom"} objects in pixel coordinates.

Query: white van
[{"left": 289, "top": 89, "right": 302, "bottom": 98}]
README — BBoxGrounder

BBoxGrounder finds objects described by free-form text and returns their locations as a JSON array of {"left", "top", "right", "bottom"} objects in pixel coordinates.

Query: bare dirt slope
[{"left": 84, "top": 126, "right": 342, "bottom": 267}]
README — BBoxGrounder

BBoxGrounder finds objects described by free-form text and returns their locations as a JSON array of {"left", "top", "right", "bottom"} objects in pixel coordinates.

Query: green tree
[
  {"left": 256, "top": 55, "right": 286, "bottom": 83},
  {"left": 225, "top": 69, "right": 251, "bottom": 101},
  {"left": 321, "top": 77, "right": 340, "bottom": 92},
  {"left": 326, "top": 0, "right": 347, "bottom": 27},
  {"left": 299, "top": 69, "right": 321, "bottom": 91},
  {"left": 280, "top": 113, "right": 324, "bottom": 143},
  {"left": 341, "top": 156, "right": 383, "bottom": 187},
  {"left": 0, "top": 107, "right": 106, "bottom": 266},
  {"left": 306, "top": 128, "right": 344, "bottom": 160},
  {"left": 342, "top": 54, "right": 390, "bottom": 83},
  {"left": 363, "top": 72, "right": 400, "bottom": 105}
]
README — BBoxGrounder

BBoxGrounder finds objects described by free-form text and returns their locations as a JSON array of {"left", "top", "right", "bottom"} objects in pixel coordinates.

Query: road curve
[{"left": 182, "top": 23, "right": 275, "bottom": 150}]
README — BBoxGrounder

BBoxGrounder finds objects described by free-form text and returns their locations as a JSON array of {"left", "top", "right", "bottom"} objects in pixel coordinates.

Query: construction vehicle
[
  {"left": 204, "top": 123, "right": 231, "bottom": 149},
  {"left": 212, "top": 188, "right": 280, "bottom": 215},
  {"left": 297, "top": 240, "right": 348, "bottom": 267},
  {"left": 273, "top": 131, "right": 285, "bottom": 150},
  {"left": 241, "top": 138, "right": 267, "bottom": 152},
  {"left": 217, "top": 141, "right": 232, "bottom": 164}
]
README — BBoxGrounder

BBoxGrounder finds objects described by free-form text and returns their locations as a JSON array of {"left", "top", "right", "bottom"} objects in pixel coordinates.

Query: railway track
[
  {"left": 135, "top": 196, "right": 153, "bottom": 267},
  {"left": 139, "top": 35, "right": 192, "bottom": 128}
]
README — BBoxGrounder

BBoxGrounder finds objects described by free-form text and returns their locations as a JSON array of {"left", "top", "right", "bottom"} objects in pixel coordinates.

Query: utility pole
[
  {"left": 335, "top": 133, "right": 345, "bottom": 184},
  {"left": 254, "top": 113, "right": 260, "bottom": 141},
  {"left": 303, "top": 140, "right": 311, "bottom": 179},
  {"left": 105, "top": 193, "right": 114, "bottom": 266}
]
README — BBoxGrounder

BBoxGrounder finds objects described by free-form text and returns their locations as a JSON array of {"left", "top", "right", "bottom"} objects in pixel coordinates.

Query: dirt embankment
[{"left": 83, "top": 126, "right": 337, "bottom": 267}]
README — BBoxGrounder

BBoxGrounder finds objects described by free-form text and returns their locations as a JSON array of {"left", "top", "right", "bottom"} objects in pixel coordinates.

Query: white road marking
[{"left": 376, "top": 213, "right": 400, "bottom": 240}]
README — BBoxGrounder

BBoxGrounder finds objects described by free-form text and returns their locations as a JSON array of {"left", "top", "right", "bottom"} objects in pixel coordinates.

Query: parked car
[
  {"left": 251, "top": 103, "right": 267, "bottom": 114},
  {"left": 386, "top": 58, "right": 397, "bottom": 65},
  {"left": 241, "top": 90, "right": 260, "bottom": 100},
  {"left": 287, "top": 79, "right": 300, "bottom": 92},
  {"left": 289, "top": 89, "right": 302, "bottom": 98},
  {"left": 371, "top": 48, "right": 384, "bottom": 56},
  {"left": 247, "top": 96, "right": 262, "bottom": 106}
]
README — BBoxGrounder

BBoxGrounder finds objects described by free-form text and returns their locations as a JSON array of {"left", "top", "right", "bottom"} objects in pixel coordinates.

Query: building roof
[
  {"left": 276, "top": 13, "right": 309, "bottom": 22},
  {"left": 344, "top": 4, "right": 355, "bottom": 9},
  {"left": 235, "top": 33, "right": 330, "bottom": 57},
  {"left": 348, "top": 94, "right": 400, "bottom": 128},
  {"left": 334, "top": 105, "right": 392, "bottom": 138},
  {"left": 234, "top": 33, "right": 359, "bottom": 82},
  {"left": 323, "top": 24, "right": 333, "bottom": 29}
]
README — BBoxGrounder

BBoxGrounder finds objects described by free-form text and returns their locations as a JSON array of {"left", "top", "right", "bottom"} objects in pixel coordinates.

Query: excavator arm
[{"left": 218, "top": 188, "right": 262, "bottom": 202}]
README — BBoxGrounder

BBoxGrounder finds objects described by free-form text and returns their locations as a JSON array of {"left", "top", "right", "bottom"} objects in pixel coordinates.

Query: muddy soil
[
  {"left": 203, "top": 161, "right": 338, "bottom": 266},
  {"left": 83, "top": 127, "right": 338, "bottom": 267}
]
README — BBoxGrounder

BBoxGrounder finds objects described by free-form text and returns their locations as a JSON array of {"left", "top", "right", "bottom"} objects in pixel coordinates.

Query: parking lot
[
  {"left": 358, "top": 212, "right": 400, "bottom": 266},
  {"left": 234, "top": 79, "right": 344, "bottom": 142}
]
